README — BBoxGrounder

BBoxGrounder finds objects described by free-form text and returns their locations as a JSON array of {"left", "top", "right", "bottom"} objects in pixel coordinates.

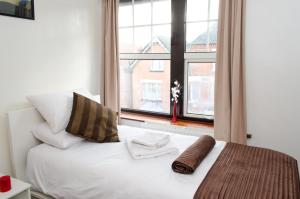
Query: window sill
[
  {"left": 120, "top": 112, "right": 214, "bottom": 129},
  {"left": 120, "top": 112, "right": 252, "bottom": 139}
]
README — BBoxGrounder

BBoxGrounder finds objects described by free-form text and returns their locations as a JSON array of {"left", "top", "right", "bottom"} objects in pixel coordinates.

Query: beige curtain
[
  {"left": 214, "top": 0, "right": 246, "bottom": 144},
  {"left": 102, "top": 0, "right": 120, "bottom": 114}
]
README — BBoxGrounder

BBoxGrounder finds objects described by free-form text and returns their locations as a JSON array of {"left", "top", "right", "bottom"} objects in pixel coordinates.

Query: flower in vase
[{"left": 171, "top": 80, "right": 181, "bottom": 103}]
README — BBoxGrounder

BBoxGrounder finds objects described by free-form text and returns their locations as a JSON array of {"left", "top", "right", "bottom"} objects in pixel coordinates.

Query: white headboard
[{"left": 8, "top": 107, "right": 44, "bottom": 181}]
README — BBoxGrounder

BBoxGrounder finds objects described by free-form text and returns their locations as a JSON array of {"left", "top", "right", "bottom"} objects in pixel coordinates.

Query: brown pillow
[{"left": 66, "top": 92, "right": 119, "bottom": 143}]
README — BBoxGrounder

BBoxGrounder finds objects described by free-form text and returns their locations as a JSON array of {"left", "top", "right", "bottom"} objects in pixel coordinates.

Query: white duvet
[{"left": 26, "top": 125, "right": 225, "bottom": 199}]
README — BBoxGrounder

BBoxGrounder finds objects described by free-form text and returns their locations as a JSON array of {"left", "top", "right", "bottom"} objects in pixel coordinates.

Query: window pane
[
  {"left": 185, "top": 0, "right": 219, "bottom": 52},
  {"left": 120, "top": 60, "right": 170, "bottom": 113},
  {"left": 186, "top": 22, "right": 209, "bottom": 52},
  {"left": 209, "top": 0, "right": 219, "bottom": 20},
  {"left": 120, "top": 60, "right": 134, "bottom": 109},
  {"left": 119, "top": 28, "right": 134, "bottom": 53},
  {"left": 119, "top": 3, "right": 133, "bottom": 27},
  {"left": 151, "top": 24, "right": 171, "bottom": 53},
  {"left": 119, "top": 0, "right": 171, "bottom": 54},
  {"left": 186, "top": 0, "right": 209, "bottom": 22},
  {"left": 208, "top": 22, "right": 218, "bottom": 51},
  {"left": 150, "top": 60, "right": 164, "bottom": 71},
  {"left": 134, "top": 26, "right": 151, "bottom": 53},
  {"left": 187, "top": 62, "right": 215, "bottom": 116},
  {"left": 153, "top": 0, "right": 171, "bottom": 24},
  {"left": 134, "top": 0, "right": 151, "bottom": 26}
]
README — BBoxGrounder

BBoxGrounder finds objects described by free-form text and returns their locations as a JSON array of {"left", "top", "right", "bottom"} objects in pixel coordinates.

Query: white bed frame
[{"left": 8, "top": 108, "right": 54, "bottom": 199}]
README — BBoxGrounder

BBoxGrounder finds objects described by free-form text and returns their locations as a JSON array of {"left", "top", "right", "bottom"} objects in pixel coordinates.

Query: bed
[{"left": 8, "top": 108, "right": 300, "bottom": 199}]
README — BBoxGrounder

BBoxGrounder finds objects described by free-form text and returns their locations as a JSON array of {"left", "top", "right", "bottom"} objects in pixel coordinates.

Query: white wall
[
  {"left": 246, "top": 0, "right": 300, "bottom": 165},
  {"left": 0, "top": 0, "right": 102, "bottom": 174}
]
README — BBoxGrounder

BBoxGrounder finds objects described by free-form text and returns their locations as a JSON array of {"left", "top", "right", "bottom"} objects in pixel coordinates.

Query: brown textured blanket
[
  {"left": 194, "top": 143, "right": 300, "bottom": 199},
  {"left": 172, "top": 135, "right": 216, "bottom": 174}
]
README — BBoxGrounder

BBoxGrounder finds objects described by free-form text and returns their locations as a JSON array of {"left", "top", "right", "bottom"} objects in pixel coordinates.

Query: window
[
  {"left": 150, "top": 60, "right": 164, "bottom": 71},
  {"left": 119, "top": 0, "right": 219, "bottom": 120},
  {"left": 142, "top": 80, "right": 162, "bottom": 101},
  {"left": 119, "top": 0, "right": 171, "bottom": 114},
  {"left": 119, "top": 0, "right": 171, "bottom": 54},
  {"left": 119, "top": 59, "right": 170, "bottom": 113},
  {"left": 141, "top": 80, "right": 163, "bottom": 112},
  {"left": 186, "top": 0, "right": 218, "bottom": 52},
  {"left": 185, "top": 62, "right": 215, "bottom": 117},
  {"left": 184, "top": 0, "right": 218, "bottom": 118}
]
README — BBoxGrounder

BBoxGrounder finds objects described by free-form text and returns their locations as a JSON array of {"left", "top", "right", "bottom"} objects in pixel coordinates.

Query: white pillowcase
[
  {"left": 33, "top": 122, "right": 83, "bottom": 149},
  {"left": 27, "top": 89, "right": 99, "bottom": 133}
]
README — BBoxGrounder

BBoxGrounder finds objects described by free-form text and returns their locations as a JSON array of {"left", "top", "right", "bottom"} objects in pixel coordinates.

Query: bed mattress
[{"left": 26, "top": 125, "right": 225, "bottom": 199}]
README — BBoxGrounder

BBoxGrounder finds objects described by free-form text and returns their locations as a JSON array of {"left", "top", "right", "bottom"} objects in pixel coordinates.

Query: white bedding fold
[{"left": 126, "top": 137, "right": 178, "bottom": 159}]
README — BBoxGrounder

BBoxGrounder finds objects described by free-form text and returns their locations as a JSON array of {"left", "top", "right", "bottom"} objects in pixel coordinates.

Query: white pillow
[
  {"left": 33, "top": 122, "right": 83, "bottom": 149},
  {"left": 27, "top": 89, "right": 98, "bottom": 133}
]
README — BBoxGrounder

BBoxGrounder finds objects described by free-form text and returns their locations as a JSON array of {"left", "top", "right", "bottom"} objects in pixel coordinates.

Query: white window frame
[
  {"left": 183, "top": 0, "right": 218, "bottom": 119},
  {"left": 119, "top": 53, "right": 170, "bottom": 60},
  {"left": 183, "top": 53, "right": 216, "bottom": 119}
]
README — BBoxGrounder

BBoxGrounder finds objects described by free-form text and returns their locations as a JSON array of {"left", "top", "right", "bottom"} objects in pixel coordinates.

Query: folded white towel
[
  {"left": 131, "top": 132, "right": 170, "bottom": 150},
  {"left": 126, "top": 137, "right": 178, "bottom": 160}
]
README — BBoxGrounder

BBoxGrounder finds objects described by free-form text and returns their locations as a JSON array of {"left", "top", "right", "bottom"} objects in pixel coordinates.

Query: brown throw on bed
[
  {"left": 194, "top": 143, "right": 300, "bottom": 199},
  {"left": 172, "top": 135, "right": 216, "bottom": 174}
]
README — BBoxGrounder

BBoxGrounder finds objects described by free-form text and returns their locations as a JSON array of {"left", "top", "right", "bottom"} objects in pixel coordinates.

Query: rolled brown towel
[{"left": 172, "top": 135, "right": 216, "bottom": 174}]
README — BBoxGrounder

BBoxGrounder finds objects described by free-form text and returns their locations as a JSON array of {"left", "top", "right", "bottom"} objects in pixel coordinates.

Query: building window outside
[
  {"left": 142, "top": 80, "right": 162, "bottom": 101},
  {"left": 150, "top": 60, "right": 164, "bottom": 72},
  {"left": 140, "top": 80, "right": 163, "bottom": 112}
]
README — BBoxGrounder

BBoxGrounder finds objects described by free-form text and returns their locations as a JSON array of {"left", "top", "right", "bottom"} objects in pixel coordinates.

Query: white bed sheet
[{"left": 26, "top": 125, "right": 225, "bottom": 199}]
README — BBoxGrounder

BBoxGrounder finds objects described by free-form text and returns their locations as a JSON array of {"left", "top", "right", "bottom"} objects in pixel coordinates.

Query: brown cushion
[
  {"left": 66, "top": 92, "right": 119, "bottom": 143},
  {"left": 172, "top": 135, "right": 216, "bottom": 174}
]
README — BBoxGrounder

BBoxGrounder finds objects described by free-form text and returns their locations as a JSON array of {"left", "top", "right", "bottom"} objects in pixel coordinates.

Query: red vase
[
  {"left": 172, "top": 102, "right": 177, "bottom": 123},
  {"left": 0, "top": 176, "right": 11, "bottom": 192}
]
